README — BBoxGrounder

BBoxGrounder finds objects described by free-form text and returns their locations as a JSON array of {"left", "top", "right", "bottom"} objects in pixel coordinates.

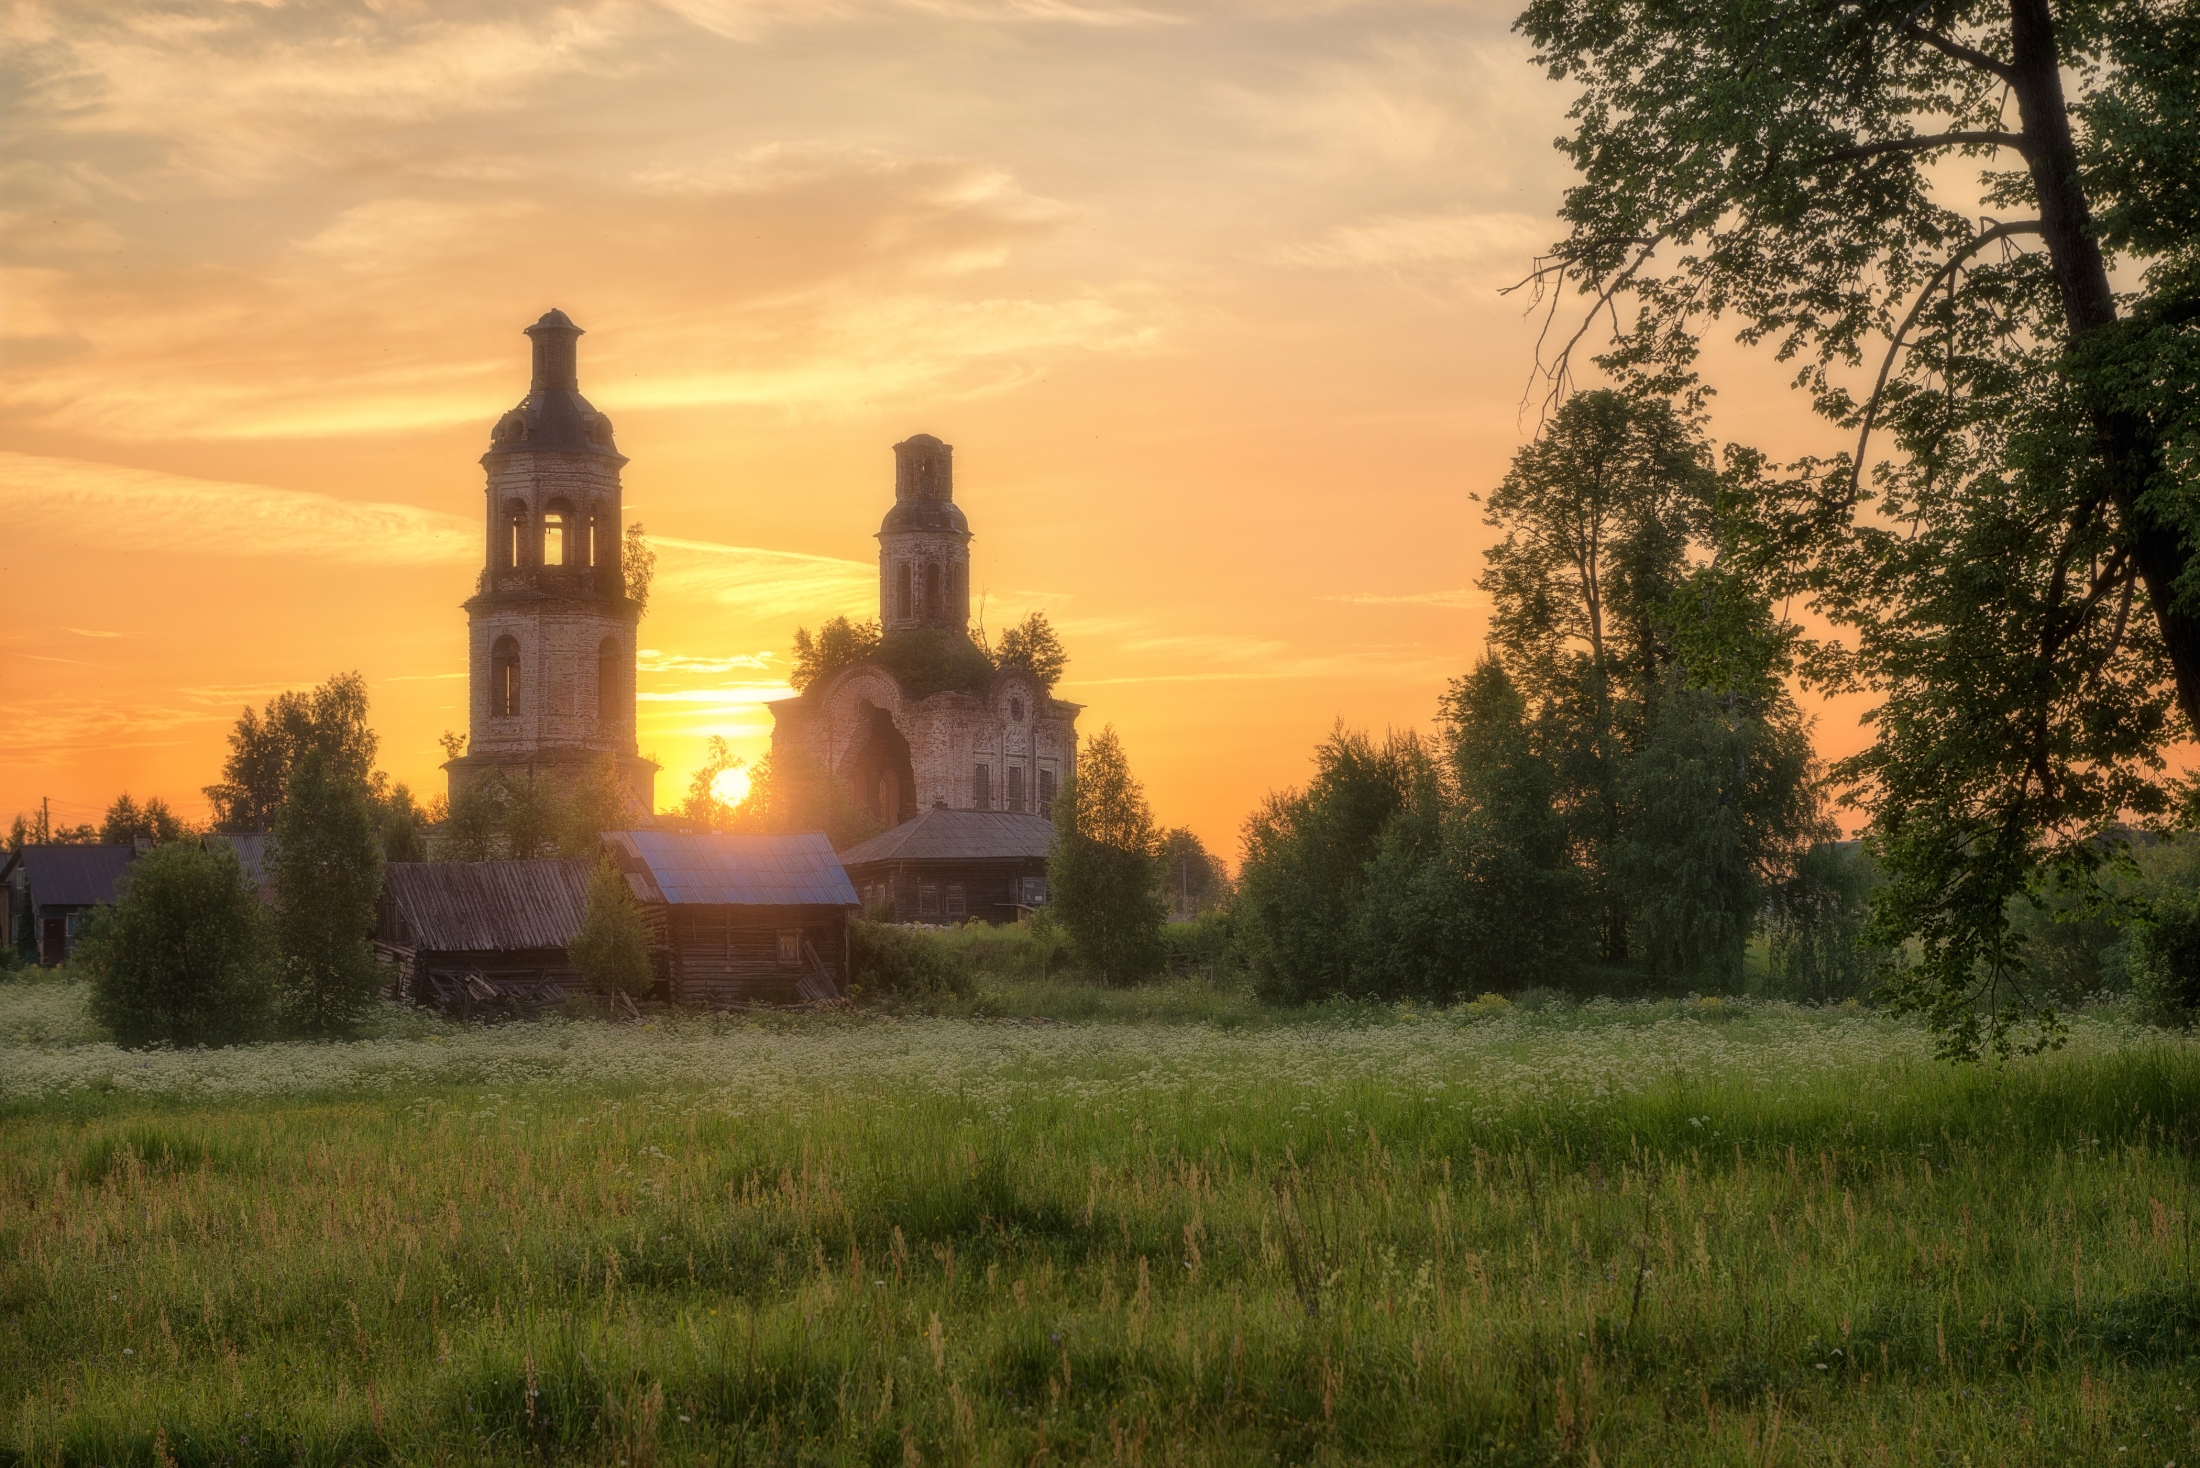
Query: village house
[
  {"left": 374, "top": 857, "right": 592, "bottom": 1016},
  {"left": 602, "top": 830, "right": 859, "bottom": 1007},
  {"left": 837, "top": 807, "right": 1052, "bottom": 923},
  {"left": 3, "top": 844, "right": 137, "bottom": 966}
]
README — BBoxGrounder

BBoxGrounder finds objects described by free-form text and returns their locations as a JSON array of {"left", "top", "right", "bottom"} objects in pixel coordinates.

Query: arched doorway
[{"left": 846, "top": 701, "right": 917, "bottom": 824}]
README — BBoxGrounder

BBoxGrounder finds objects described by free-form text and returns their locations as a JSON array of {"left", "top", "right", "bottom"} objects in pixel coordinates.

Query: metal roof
[
  {"left": 605, "top": 830, "right": 859, "bottom": 908},
  {"left": 837, "top": 808, "right": 1055, "bottom": 868},
  {"left": 202, "top": 832, "right": 270, "bottom": 883},
  {"left": 381, "top": 859, "right": 592, "bottom": 952},
  {"left": 5, "top": 844, "right": 136, "bottom": 908}
]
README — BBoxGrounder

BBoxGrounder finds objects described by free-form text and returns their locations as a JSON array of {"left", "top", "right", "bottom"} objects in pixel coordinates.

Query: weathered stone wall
[
  {"left": 770, "top": 662, "right": 1078, "bottom": 826},
  {"left": 877, "top": 531, "right": 971, "bottom": 631}
]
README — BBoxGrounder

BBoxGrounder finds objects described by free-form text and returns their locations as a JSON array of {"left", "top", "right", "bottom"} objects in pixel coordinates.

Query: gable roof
[
  {"left": 381, "top": 859, "right": 592, "bottom": 952},
  {"left": 838, "top": 808, "right": 1055, "bottom": 867},
  {"left": 5, "top": 844, "right": 136, "bottom": 908},
  {"left": 604, "top": 830, "right": 858, "bottom": 908}
]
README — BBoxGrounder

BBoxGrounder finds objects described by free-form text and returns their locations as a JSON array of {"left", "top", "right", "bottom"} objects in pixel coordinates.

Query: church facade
[
  {"left": 445, "top": 310, "right": 657, "bottom": 814},
  {"left": 770, "top": 435, "right": 1080, "bottom": 829}
]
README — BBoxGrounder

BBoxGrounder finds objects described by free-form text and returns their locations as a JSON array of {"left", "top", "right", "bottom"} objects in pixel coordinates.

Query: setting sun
[{"left": 709, "top": 764, "right": 752, "bottom": 809}]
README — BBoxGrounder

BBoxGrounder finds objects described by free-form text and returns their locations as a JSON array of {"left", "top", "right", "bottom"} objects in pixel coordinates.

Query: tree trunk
[{"left": 2008, "top": 0, "right": 2200, "bottom": 727}]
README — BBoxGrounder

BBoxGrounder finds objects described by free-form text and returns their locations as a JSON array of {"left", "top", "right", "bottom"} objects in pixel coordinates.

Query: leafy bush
[
  {"left": 270, "top": 747, "right": 385, "bottom": 1036},
  {"left": 1160, "top": 910, "right": 1241, "bottom": 980},
  {"left": 849, "top": 920, "right": 972, "bottom": 1000},
  {"left": 568, "top": 857, "right": 655, "bottom": 998},
  {"left": 2130, "top": 888, "right": 2200, "bottom": 1027},
  {"left": 1049, "top": 727, "right": 1167, "bottom": 985},
  {"left": 78, "top": 842, "right": 273, "bottom": 1048},
  {"left": 928, "top": 915, "right": 1074, "bottom": 982}
]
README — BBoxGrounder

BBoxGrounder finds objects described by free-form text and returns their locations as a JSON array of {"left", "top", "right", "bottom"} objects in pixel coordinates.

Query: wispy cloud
[
  {"left": 650, "top": 536, "right": 877, "bottom": 620},
  {"left": 1322, "top": 587, "right": 1484, "bottom": 608},
  {"left": 0, "top": 453, "right": 474, "bottom": 565},
  {"left": 638, "top": 649, "right": 777, "bottom": 674},
  {"left": 1273, "top": 211, "right": 1549, "bottom": 275}
]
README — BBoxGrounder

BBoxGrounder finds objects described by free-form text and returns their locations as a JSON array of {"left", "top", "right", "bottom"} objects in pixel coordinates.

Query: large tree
[
  {"left": 1516, "top": 0, "right": 2200, "bottom": 1054},
  {"left": 270, "top": 746, "right": 386, "bottom": 1036},
  {"left": 1049, "top": 725, "right": 1168, "bottom": 985}
]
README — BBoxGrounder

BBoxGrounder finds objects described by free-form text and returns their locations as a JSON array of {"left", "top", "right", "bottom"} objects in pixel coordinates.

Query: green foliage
[
  {"left": 1155, "top": 826, "right": 1231, "bottom": 918},
  {"left": 269, "top": 747, "right": 385, "bottom": 1037},
  {"left": 567, "top": 857, "right": 655, "bottom": 999},
  {"left": 788, "top": 615, "right": 883, "bottom": 694},
  {"left": 438, "top": 760, "right": 629, "bottom": 861},
  {"left": 371, "top": 782, "right": 430, "bottom": 863},
  {"left": 1768, "top": 841, "right": 1885, "bottom": 1003},
  {"left": 1048, "top": 726, "right": 1167, "bottom": 985},
  {"left": 680, "top": 735, "right": 745, "bottom": 832},
  {"left": 202, "top": 671, "right": 377, "bottom": 833},
  {"left": 78, "top": 842, "right": 272, "bottom": 1048},
  {"left": 921, "top": 912, "right": 1076, "bottom": 984},
  {"left": 848, "top": 919, "right": 973, "bottom": 1000},
  {"left": 621, "top": 521, "right": 655, "bottom": 617},
  {"left": 97, "top": 793, "right": 190, "bottom": 847},
  {"left": 2130, "top": 888, "right": 2200, "bottom": 1027},
  {"left": 1516, "top": 0, "right": 2200, "bottom": 1057},
  {"left": 991, "top": 610, "right": 1068, "bottom": 689},
  {"left": 1617, "top": 680, "right": 1830, "bottom": 985},
  {"left": 874, "top": 626, "right": 997, "bottom": 699},
  {"left": 1237, "top": 727, "right": 1425, "bottom": 1003}
]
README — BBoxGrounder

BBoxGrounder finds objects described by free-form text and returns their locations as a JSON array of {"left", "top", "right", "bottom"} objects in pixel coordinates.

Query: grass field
[{"left": 8, "top": 977, "right": 2200, "bottom": 1465}]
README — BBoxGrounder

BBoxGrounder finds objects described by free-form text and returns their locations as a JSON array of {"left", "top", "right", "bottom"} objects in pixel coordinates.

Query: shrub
[
  {"left": 568, "top": 857, "right": 655, "bottom": 998},
  {"left": 1049, "top": 727, "right": 1167, "bottom": 985},
  {"left": 270, "top": 747, "right": 386, "bottom": 1036},
  {"left": 929, "top": 915, "right": 1074, "bottom": 982},
  {"left": 1159, "top": 909, "right": 1241, "bottom": 980},
  {"left": 78, "top": 842, "right": 273, "bottom": 1047},
  {"left": 849, "top": 920, "right": 972, "bottom": 1001},
  {"left": 2130, "top": 888, "right": 2200, "bottom": 1027}
]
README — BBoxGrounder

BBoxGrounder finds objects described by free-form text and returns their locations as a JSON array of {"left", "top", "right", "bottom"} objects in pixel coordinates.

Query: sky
[{"left": 1, "top": 0, "right": 1855, "bottom": 857}]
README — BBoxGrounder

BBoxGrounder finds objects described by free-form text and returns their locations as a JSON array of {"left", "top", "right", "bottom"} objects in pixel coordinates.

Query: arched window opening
[
  {"left": 951, "top": 563, "right": 966, "bottom": 621},
  {"left": 925, "top": 562, "right": 943, "bottom": 621},
  {"left": 491, "top": 636, "right": 522, "bottom": 718},
  {"left": 543, "top": 500, "right": 574, "bottom": 567},
  {"left": 504, "top": 501, "right": 528, "bottom": 569},
  {"left": 895, "top": 563, "right": 912, "bottom": 620},
  {"left": 597, "top": 637, "right": 621, "bottom": 724},
  {"left": 1007, "top": 766, "right": 1024, "bottom": 813}
]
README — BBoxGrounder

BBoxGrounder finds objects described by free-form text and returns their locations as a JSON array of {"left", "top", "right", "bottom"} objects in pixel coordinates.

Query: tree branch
[
  {"left": 1901, "top": 23, "right": 2017, "bottom": 83},
  {"left": 1847, "top": 219, "right": 2045, "bottom": 497}
]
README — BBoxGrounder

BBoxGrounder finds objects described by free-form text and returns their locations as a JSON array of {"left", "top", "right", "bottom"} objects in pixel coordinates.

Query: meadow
[{"left": 7, "top": 976, "right": 2200, "bottom": 1465}]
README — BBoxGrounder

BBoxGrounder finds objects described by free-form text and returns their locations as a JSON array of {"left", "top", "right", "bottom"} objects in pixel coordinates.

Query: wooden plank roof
[
  {"left": 381, "top": 859, "right": 591, "bottom": 952},
  {"left": 2, "top": 844, "right": 136, "bottom": 908},
  {"left": 837, "top": 809, "right": 1054, "bottom": 867},
  {"left": 604, "top": 830, "right": 858, "bottom": 908}
]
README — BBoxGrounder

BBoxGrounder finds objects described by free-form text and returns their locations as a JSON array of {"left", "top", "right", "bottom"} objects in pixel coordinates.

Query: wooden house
[
  {"left": 2, "top": 844, "right": 137, "bottom": 966},
  {"left": 602, "top": 830, "right": 858, "bottom": 1008},
  {"left": 375, "top": 858, "right": 591, "bottom": 1015},
  {"left": 836, "top": 808, "right": 1052, "bottom": 924}
]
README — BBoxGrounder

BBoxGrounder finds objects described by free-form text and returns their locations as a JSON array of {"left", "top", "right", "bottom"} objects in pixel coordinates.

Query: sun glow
[{"left": 710, "top": 764, "right": 753, "bottom": 807}]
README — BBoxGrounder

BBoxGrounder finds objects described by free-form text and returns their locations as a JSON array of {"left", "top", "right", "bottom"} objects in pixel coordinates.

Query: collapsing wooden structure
[
  {"left": 375, "top": 858, "right": 591, "bottom": 1015},
  {"left": 602, "top": 831, "right": 859, "bottom": 1008}
]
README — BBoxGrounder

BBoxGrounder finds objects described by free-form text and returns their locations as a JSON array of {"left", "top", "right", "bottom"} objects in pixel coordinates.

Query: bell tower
[
  {"left": 446, "top": 310, "right": 657, "bottom": 815},
  {"left": 877, "top": 433, "right": 972, "bottom": 632}
]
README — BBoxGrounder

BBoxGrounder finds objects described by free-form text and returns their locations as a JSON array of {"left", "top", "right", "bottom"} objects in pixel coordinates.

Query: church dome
[
  {"left": 880, "top": 497, "right": 969, "bottom": 536},
  {"left": 483, "top": 310, "right": 623, "bottom": 459}
]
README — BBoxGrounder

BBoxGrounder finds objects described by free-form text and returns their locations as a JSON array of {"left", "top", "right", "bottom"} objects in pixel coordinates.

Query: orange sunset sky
[{"left": 2, "top": 0, "right": 1860, "bottom": 857}]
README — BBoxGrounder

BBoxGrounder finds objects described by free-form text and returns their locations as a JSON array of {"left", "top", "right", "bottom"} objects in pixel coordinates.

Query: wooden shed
[
  {"left": 3, "top": 844, "right": 137, "bottom": 966},
  {"left": 836, "top": 808, "right": 1052, "bottom": 924},
  {"left": 602, "top": 830, "right": 858, "bottom": 1008},
  {"left": 375, "top": 858, "right": 591, "bottom": 1014}
]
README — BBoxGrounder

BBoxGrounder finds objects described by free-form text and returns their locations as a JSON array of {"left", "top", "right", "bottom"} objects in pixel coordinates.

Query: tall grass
[{"left": 6, "top": 981, "right": 2200, "bottom": 1463}]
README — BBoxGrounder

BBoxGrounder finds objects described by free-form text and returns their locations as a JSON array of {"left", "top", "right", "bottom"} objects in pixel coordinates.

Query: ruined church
[
  {"left": 769, "top": 434, "right": 1081, "bottom": 826},
  {"left": 444, "top": 311, "right": 1077, "bottom": 839},
  {"left": 444, "top": 311, "right": 657, "bottom": 813}
]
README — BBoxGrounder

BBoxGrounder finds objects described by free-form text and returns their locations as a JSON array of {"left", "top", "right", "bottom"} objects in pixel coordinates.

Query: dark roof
[
  {"left": 381, "top": 859, "right": 592, "bottom": 952},
  {"left": 605, "top": 830, "right": 858, "bottom": 907},
  {"left": 6, "top": 844, "right": 136, "bottom": 907},
  {"left": 879, "top": 498, "right": 969, "bottom": 536},
  {"left": 202, "top": 832, "right": 269, "bottom": 883},
  {"left": 838, "top": 809, "right": 1054, "bottom": 867}
]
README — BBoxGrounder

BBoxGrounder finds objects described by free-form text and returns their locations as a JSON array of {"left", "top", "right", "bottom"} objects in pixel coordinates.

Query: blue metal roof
[{"left": 605, "top": 831, "right": 859, "bottom": 908}]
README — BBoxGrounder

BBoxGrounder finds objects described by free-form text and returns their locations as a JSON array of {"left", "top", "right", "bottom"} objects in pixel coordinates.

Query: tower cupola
[
  {"left": 484, "top": 308, "right": 623, "bottom": 459},
  {"left": 877, "top": 433, "right": 972, "bottom": 632}
]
